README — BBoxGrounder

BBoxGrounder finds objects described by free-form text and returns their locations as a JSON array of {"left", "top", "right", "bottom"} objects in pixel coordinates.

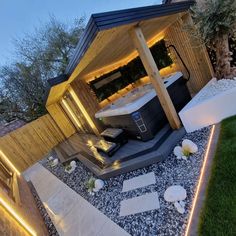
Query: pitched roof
[{"left": 48, "top": 1, "right": 194, "bottom": 87}]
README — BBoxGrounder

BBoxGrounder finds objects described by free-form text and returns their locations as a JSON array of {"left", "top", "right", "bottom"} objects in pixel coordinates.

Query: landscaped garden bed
[
  {"left": 179, "top": 78, "right": 236, "bottom": 132},
  {"left": 39, "top": 126, "right": 211, "bottom": 236}
]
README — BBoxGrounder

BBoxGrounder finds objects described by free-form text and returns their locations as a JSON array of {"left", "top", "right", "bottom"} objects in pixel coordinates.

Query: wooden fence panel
[{"left": 0, "top": 114, "right": 66, "bottom": 173}]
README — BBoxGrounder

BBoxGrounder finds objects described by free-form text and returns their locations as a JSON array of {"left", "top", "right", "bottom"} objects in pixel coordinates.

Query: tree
[
  {"left": 191, "top": 0, "right": 236, "bottom": 79},
  {"left": 0, "top": 16, "right": 85, "bottom": 122}
]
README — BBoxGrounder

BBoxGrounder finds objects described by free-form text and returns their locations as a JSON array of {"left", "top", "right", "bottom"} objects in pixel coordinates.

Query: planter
[{"left": 179, "top": 78, "right": 236, "bottom": 132}]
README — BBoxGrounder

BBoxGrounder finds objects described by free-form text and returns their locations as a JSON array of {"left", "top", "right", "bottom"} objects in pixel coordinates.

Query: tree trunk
[{"left": 215, "top": 34, "right": 236, "bottom": 79}]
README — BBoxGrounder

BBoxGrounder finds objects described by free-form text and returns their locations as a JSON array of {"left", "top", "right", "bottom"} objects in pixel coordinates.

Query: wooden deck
[{"left": 54, "top": 125, "right": 186, "bottom": 179}]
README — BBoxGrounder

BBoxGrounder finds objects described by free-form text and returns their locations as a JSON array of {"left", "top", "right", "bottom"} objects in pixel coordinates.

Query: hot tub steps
[{"left": 75, "top": 126, "right": 186, "bottom": 179}]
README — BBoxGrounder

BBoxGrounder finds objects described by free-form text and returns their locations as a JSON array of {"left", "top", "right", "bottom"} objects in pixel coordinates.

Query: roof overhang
[{"left": 46, "top": 1, "right": 194, "bottom": 106}]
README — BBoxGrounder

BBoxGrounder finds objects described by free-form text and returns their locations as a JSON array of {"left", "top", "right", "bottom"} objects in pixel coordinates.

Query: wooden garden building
[{"left": 46, "top": 1, "right": 213, "bottom": 139}]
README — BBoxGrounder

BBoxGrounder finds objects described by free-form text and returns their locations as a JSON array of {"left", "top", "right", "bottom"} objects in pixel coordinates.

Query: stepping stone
[
  {"left": 119, "top": 192, "right": 160, "bottom": 216},
  {"left": 122, "top": 172, "right": 156, "bottom": 192}
]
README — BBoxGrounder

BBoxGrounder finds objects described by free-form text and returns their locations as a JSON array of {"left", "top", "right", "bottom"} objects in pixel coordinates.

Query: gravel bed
[
  {"left": 28, "top": 182, "right": 59, "bottom": 236},
  {"left": 40, "top": 127, "right": 211, "bottom": 236},
  {"left": 192, "top": 78, "right": 236, "bottom": 105}
]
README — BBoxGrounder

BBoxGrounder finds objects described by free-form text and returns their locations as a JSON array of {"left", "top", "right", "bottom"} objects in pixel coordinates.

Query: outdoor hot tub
[{"left": 95, "top": 72, "right": 191, "bottom": 141}]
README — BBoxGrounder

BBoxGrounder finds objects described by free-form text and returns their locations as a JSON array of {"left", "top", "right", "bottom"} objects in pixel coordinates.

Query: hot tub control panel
[{"left": 132, "top": 112, "right": 147, "bottom": 134}]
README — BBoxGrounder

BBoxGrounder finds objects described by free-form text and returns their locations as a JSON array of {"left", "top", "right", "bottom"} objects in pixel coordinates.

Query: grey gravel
[{"left": 40, "top": 127, "right": 211, "bottom": 236}]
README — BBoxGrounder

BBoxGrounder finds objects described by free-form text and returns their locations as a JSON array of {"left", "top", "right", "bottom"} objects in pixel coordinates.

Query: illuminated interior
[
  {"left": 98, "top": 63, "right": 178, "bottom": 108},
  {"left": 68, "top": 87, "right": 100, "bottom": 136},
  {"left": 61, "top": 98, "right": 83, "bottom": 131},
  {"left": 87, "top": 39, "right": 176, "bottom": 104}
]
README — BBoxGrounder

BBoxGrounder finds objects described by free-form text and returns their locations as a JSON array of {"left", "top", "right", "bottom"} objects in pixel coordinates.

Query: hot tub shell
[{"left": 95, "top": 72, "right": 191, "bottom": 141}]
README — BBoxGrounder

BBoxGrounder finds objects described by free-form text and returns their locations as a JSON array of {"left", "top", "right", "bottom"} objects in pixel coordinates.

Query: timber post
[{"left": 129, "top": 26, "right": 181, "bottom": 129}]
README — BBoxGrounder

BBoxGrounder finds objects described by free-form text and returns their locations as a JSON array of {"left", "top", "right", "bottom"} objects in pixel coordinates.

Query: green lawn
[{"left": 198, "top": 116, "right": 236, "bottom": 236}]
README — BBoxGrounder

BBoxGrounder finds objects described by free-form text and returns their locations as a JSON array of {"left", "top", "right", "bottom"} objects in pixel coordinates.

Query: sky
[{"left": 0, "top": 0, "right": 162, "bottom": 66}]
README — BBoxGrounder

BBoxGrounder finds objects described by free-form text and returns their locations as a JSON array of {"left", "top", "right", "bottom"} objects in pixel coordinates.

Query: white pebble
[
  {"left": 174, "top": 201, "right": 185, "bottom": 214},
  {"left": 193, "top": 79, "right": 236, "bottom": 105}
]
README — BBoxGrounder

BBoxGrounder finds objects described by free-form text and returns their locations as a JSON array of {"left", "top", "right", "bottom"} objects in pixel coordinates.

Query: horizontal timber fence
[{"left": 0, "top": 114, "right": 67, "bottom": 173}]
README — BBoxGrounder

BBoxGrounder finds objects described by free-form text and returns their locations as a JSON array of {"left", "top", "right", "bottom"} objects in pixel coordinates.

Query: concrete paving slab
[
  {"left": 122, "top": 172, "right": 156, "bottom": 192},
  {"left": 24, "top": 163, "right": 130, "bottom": 236},
  {"left": 120, "top": 192, "right": 160, "bottom": 217}
]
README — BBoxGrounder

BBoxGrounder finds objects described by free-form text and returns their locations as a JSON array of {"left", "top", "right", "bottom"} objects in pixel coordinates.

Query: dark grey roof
[{"left": 48, "top": 1, "right": 194, "bottom": 87}]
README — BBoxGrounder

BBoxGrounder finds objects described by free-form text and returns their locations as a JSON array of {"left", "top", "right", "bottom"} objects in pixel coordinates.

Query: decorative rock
[
  {"left": 173, "top": 146, "right": 183, "bottom": 158},
  {"left": 48, "top": 156, "right": 54, "bottom": 161},
  {"left": 88, "top": 190, "right": 95, "bottom": 196},
  {"left": 93, "top": 179, "right": 104, "bottom": 192},
  {"left": 65, "top": 165, "right": 76, "bottom": 174},
  {"left": 51, "top": 159, "right": 58, "bottom": 167},
  {"left": 174, "top": 201, "right": 185, "bottom": 214},
  {"left": 182, "top": 139, "right": 198, "bottom": 154},
  {"left": 70, "top": 161, "right": 77, "bottom": 168},
  {"left": 179, "top": 200, "right": 185, "bottom": 208},
  {"left": 174, "top": 139, "right": 198, "bottom": 159},
  {"left": 164, "top": 185, "right": 187, "bottom": 202}
]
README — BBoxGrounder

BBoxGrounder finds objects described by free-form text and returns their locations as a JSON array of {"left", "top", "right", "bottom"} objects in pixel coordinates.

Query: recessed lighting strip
[
  {"left": 0, "top": 150, "right": 20, "bottom": 175},
  {"left": 185, "top": 125, "right": 216, "bottom": 236},
  {"left": 0, "top": 197, "right": 37, "bottom": 236}
]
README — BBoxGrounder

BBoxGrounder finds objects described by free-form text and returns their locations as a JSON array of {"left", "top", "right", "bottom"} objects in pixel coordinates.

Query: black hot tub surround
[{"left": 95, "top": 72, "right": 191, "bottom": 141}]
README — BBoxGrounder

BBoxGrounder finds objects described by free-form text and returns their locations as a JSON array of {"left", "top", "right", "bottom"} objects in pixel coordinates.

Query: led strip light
[
  {"left": 0, "top": 150, "right": 36, "bottom": 235},
  {"left": 0, "top": 197, "right": 37, "bottom": 236},
  {"left": 185, "top": 125, "right": 216, "bottom": 236},
  {"left": 0, "top": 150, "right": 20, "bottom": 175}
]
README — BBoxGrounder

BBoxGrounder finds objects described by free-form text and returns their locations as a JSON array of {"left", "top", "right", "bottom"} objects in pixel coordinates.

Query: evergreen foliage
[
  {"left": 0, "top": 16, "right": 85, "bottom": 122},
  {"left": 191, "top": 0, "right": 236, "bottom": 79}
]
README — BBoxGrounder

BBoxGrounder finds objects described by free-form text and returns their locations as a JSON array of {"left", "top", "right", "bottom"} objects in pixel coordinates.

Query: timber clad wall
[
  {"left": 0, "top": 114, "right": 66, "bottom": 172},
  {"left": 0, "top": 204, "right": 30, "bottom": 236},
  {"left": 0, "top": 175, "right": 49, "bottom": 235},
  {"left": 165, "top": 14, "right": 213, "bottom": 93},
  {"left": 47, "top": 102, "right": 76, "bottom": 138},
  {"left": 71, "top": 78, "right": 103, "bottom": 133}
]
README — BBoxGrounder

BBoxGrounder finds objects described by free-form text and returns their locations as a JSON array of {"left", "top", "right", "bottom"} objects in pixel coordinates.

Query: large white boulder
[{"left": 164, "top": 185, "right": 187, "bottom": 202}]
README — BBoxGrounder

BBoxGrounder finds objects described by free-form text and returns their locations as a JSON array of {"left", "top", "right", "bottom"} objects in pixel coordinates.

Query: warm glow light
[
  {"left": 0, "top": 197, "right": 37, "bottom": 236},
  {"left": 98, "top": 63, "right": 177, "bottom": 108},
  {"left": 83, "top": 35, "right": 165, "bottom": 82},
  {"left": 61, "top": 98, "right": 82, "bottom": 130},
  {"left": 68, "top": 87, "right": 100, "bottom": 136},
  {"left": 185, "top": 125, "right": 216, "bottom": 236},
  {"left": 112, "top": 160, "right": 121, "bottom": 170},
  {"left": 159, "top": 64, "right": 177, "bottom": 77},
  {"left": 0, "top": 150, "right": 20, "bottom": 175},
  {"left": 147, "top": 34, "right": 164, "bottom": 48}
]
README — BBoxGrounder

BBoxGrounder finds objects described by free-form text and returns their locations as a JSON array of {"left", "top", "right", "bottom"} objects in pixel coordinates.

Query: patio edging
[{"left": 185, "top": 123, "right": 221, "bottom": 236}]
